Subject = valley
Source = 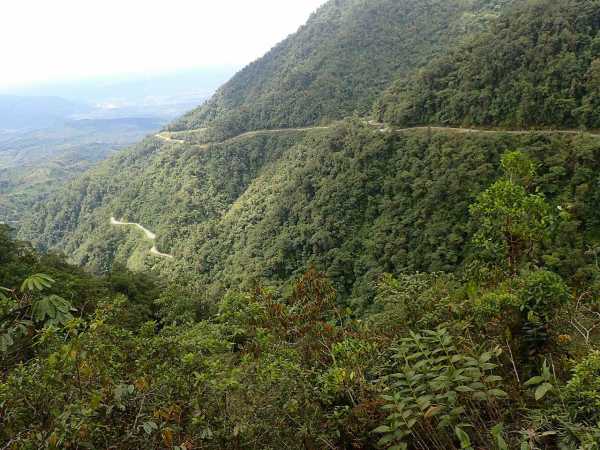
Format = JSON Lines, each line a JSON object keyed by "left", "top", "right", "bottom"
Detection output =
{"left": 0, "top": 117, "right": 164, "bottom": 225}
{"left": 4, "top": 0, "right": 600, "bottom": 449}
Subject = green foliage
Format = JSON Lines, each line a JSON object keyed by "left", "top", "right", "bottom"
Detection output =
{"left": 521, "top": 358, "right": 600, "bottom": 449}
{"left": 501, "top": 150, "right": 536, "bottom": 186}
{"left": 6, "top": 1, "right": 600, "bottom": 447}
{"left": 470, "top": 151, "right": 555, "bottom": 271}
{"left": 1, "top": 208, "right": 600, "bottom": 450}
{"left": 20, "top": 273, "right": 54, "bottom": 292}
{"left": 524, "top": 359, "right": 555, "bottom": 401}
{"left": 564, "top": 351, "right": 600, "bottom": 422}
{"left": 490, "top": 423, "right": 509, "bottom": 450}
{"left": 378, "top": 0, "right": 600, "bottom": 129}
{"left": 518, "top": 270, "right": 570, "bottom": 322}
{"left": 371, "top": 272, "right": 462, "bottom": 333}
{"left": 20, "top": 123, "right": 600, "bottom": 309}
{"left": 470, "top": 269, "right": 570, "bottom": 359}
{"left": 1, "top": 272, "right": 75, "bottom": 355}
{"left": 376, "top": 328, "right": 506, "bottom": 449}
{"left": 170, "top": 0, "right": 507, "bottom": 139}
{"left": 470, "top": 179, "right": 553, "bottom": 269}
{"left": 0, "top": 262, "right": 382, "bottom": 449}
{"left": 472, "top": 290, "right": 520, "bottom": 326}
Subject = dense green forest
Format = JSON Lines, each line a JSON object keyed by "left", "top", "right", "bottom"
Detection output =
{"left": 169, "top": 0, "right": 511, "bottom": 141}
{"left": 0, "top": 118, "right": 163, "bottom": 224}
{"left": 376, "top": 0, "right": 600, "bottom": 129}
{"left": 18, "top": 122, "right": 600, "bottom": 310}
{"left": 6, "top": 145, "right": 600, "bottom": 448}
{"left": 6, "top": 0, "right": 600, "bottom": 448}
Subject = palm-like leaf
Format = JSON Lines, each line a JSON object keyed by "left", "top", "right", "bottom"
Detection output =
{"left": 20, "top": 274, "right": 55, "bottom": 293}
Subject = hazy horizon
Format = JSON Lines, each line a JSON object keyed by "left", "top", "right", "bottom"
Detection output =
{"left": 0, "top": 65, "right": 239, "bottom": 95}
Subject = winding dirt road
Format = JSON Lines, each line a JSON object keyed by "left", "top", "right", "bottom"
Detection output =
{"left": 390, "top": 125, "right": 600, "bottom": 138}
{"left": 110, "top": 217, "right": 173, "bottom": 259}
{"left": 154, "top": 125, "right": 331, "bottom": 147}
{"left": 122, "top": 123, "right": 600, "bottom": 261}
{"left": 155, "top": 122, "right": 600, "bottom": 148}
{"left": 154, "top": 132, "right": 186, "bottom": 144}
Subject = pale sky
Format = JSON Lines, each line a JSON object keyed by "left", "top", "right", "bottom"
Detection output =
{"left": 0, "top": 0, "right": 328, "bottom": 89}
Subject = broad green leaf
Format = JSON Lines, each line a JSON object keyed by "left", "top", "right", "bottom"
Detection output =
{"left": 488, "top": 389, "right": 508, "bottom": 398}
{"left": 456, "top": 385, "right": 475, "bottom": 393}
{"left": 479, "top": 352, "right": 492, "bottom": 363}
{"left": 485, "top": 375, "right": 503, "bottom": 383}
{"left": 534, "top": 382, "right": 553, "bottom": 401}
{"left": 524, "top": 376, "right": 544, "bottom": 386}
{"left": 20, "top": 273, "right": 55, "bottom": 292}
{"left": 455, "top": 426, "right": 473, "bottom": 449}
{"left": 491, "top": 423, "right": 509, "bottom": 450}
{"left": 142, "top": 421, "right": 158, "bottom": 434}
{"left": 378, "top": 434, "right": 396, "bottom": 445}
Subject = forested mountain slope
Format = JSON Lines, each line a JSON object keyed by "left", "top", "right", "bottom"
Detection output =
{"left": 18, "top": 0, "right": 514, "bottom": 281}
{"left": 169, "top": 0, "right": 511, "bottom": 141}
{"left": 19, "top": 121, "right": 600, "bottom": 306}
{"left": 19, "top": 130, "right": 316, "bottom": 272}
{"left": 164, "top": 124, "right": 600, "bottom": 306}
{"left": 19, "top": 0, "right": 600, "bottom": 307}
{"left": 9, "top": 0, "right": 600, "bottom": 448}
{"left": 377, "top": 0, "right": 600, "bottom": 128}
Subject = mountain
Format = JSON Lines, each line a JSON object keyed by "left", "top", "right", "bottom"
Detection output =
{"left": 20, "top": 0, "right": 600, "bottom": 306}
{"left": 376, "top": 0, "right": 600, "bottom": 129}
{"left": 17, "top": 0, "right": 513, "bottom": 290}
{"left": 169, "top": 0, "right": 512, "bottom": 140}
{"left": 7, "top": 0, "right": 600, "bottom": 449}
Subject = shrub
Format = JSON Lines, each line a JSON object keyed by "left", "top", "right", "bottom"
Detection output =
{"left": 564, "top": 351, "right": 600, "bottom": 423}
{"left": 518, "top": 270, "right": 570, "bottom": 322}
{"left": 375, "top": 328, "right": 507, "bottom": 449}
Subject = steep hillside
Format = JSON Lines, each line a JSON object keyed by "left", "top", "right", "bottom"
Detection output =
{"left": 19, "top": 130, "right": 319, "bottom": 272}
{"left": 21, "top": 0, "right": 600, "bottom": 308}
{"left": 19, "top": 0, "right": 515, "bottom": 281}
{"left": 169, "top": 0, "right": 512, "bottom": 141}
{"left": 9, "top": 1, "right": 600, "bottom": 447}
{"left": 20, "top": 120, "right": 600, "bottom": 306}
{"left": 164, "top": 125, "right": 600, "bottom": 305}
{"left": 377, "top": 0, "right": 600, "bottom": 128}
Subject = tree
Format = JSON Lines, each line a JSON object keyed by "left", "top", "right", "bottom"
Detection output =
{"left": 470, "top": 151, "right": 554, "bottom": 272}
